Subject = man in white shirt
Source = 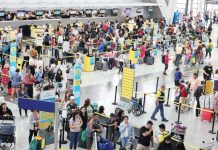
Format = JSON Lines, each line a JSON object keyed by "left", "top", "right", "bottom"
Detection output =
{"left": 35, "top": 34, "right": 43, "bottom": 59}
{"left": 74, "top": 54, "right": 82, "bottom": 66}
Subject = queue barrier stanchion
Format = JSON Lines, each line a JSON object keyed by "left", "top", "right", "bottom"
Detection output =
{"left": 59, "top": 129, "right": 62, "bottom": 149}
{"left": 155, "top": 77, "right": 159, "bottom": 94}
{"left": 61, "top": 118, "right": 68, "bottom": 144}
{"left": 209, "top": 112, "right": 216, "bottom": 134}
{"left": 112, "top": 86, "right": 118, "bottom": 105}
{"left": 196, "top": 69, "right": 199, "bottom": 76}
{"left": 135, "top": 82, "right": 138, "bottom": 98}
{"left": 175, "top": 103, "right": 182, "bottom": 124}
{"left": 142, "top": 93, "right": 146, "bottom": 114}
{"left": 165, "top": 88, "right": 171, "bottom": 107}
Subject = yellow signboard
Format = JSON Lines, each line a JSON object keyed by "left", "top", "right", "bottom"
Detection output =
{"left": 121, "top": 67, "right": 135, "bottom": 101}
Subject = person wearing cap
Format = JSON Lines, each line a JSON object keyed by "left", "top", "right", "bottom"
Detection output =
{"left": 155, "top": 124, "right": 170, "bottom": 144}
{"left": 194, "top": 81, "right": 205, "bottom": 117}
{"left": 151, "top": 85, "right": 168, "bottom": 122}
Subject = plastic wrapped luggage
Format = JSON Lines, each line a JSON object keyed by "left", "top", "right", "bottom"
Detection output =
{"left": 200, "top": 95, "right": 213, "bottom": 122}
{"left": 171, "top": 123, "right": 187, "bottom": 141}
{"left": 201, "top": 109, "right": 213, "bottom": 122}
{"left": 146, "top": 56, "right": 154, "bottom": 65}
{"left": 205, "top": 80, "right": 214, "bottom": 95}
{"left": 34, "top": 136, "right": 46, "bottom": 149}
{"left": 103, "top": 61, "right": 108, "bottom": 71}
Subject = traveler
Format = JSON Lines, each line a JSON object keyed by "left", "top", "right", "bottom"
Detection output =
{"left": 175, "top": 44, "right": 183, "bottom": 67}
{"left": 35, "top": 34, "right": 43, "bottom": 59}
{"left": 98, "top": 106, "right": 105, "bottom": 115}
{"left": 151, "top": 85, "right": 168, "bottom": 122}
{"left": 55, "top": 69, "right": 63, "bottom": 93}
{"left": 136, "top": 120, "right": 153, "bottom": 150}
{"left": 83, "top": 99, "right": 94, "bottom": 119}
{"left": 22, "top": 44, "right": 30, "bottom": 68}
{"left": 0, "top": 103, "right": 13, "bottom": 118}
{"left": 35, "top": 66, "right": 43, "bottom": 85}
{"left": 10, "top": 68, "right": 22, "bottom": 101}
{"left": 156, "top": 124, "right": 170, "bottom": 144}
{"left": 1, "top": 64, "right": 10, "bottom": 93}
{"left": 203, "top": 62, "right": 214, "bottom": 80}
{"left": 188, "top": 73, "right": 201, "bottom": 106}
{"left": 69, "top": 111, "right": 83, "bottom": 150}
{"left": 214, "top": 69, "right": 218, "bottom": 91}
{"left": 30, "top": 45, "right": 38, "bottom": 59}
{"left": 108, "top": 49, "right": 116, "bottom": 70}
{"left": 74, "top": 54, "right": 82, "bottom": 66}
{"left": 205, "top": 39, "right": 213, "bottom": 59}
{"left": 23, "top": 70, "right": 36, "bottom": 98}
{"left": 29, "top": 57, "right": 37, "bottom": 76}
{"left": 157, "top": 135, "right": 174, "bottom": 150}
{"left": 79, "top": 106, "right": 88, "bottom": 130}
{"left": 118, "top": 52, "right": 126, "bottom": 74}
{"left": 28, "top": 110, "right": 40, "bottom": 143}
{"left": 86, "top": 113, "right": 101, "bottom": 150}
{"left": 119, "top": 116, "right": 135, "bottom": 149}
{"left": 174, "top": 67, "right": 186, "bottom": 93}
{"left": 179, "top": 80, "right": 189, "bottom": 112}
{"left": 18, "top": 83, "right": 28, "bottom": 117}
{"left": 194, "top": 81, "right": 205, "bottom": 117}
{"left": 163, "top": 50, "right": 170, "bottom": 75}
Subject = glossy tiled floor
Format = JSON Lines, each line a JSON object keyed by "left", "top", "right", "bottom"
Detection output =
{"left": 1, "top": 25, "right": 218, "bottom": 150}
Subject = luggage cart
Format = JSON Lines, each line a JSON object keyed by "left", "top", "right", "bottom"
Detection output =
{"left": 170, "top": 123, "right": 187, "bottom": 142}
{"left": 0, "top": 117, "right": 16, "bottom": 149}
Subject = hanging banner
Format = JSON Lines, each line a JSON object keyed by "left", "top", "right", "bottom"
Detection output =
{"left": 73, "top": 65, "right": 82, "bottom": 106}
{"left": 39, "top": 89, "right": 55, "bottom": 145}
{"left": 9, "top": 42, "right": 17, "bottom": 77}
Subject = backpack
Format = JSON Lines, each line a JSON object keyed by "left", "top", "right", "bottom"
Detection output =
{"left": 161, "top": 55, "right": 165, "bottom": 64}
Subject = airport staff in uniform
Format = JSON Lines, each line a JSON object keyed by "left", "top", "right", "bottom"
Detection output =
{"left": 151, "top": 85, "right": 168, "bottom": 122}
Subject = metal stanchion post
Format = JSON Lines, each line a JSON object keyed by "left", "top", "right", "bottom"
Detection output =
{"left": 142, "top": 93, "right": 146, "bottom": 114}
{"left": 155, "top": 77, "right": 159, "bottom": 94}
{"left": 59, "top": 129, "right": 62, "bottom": 149}
{"left": 209, "top": 112, "right": 216, "bottom": 134}
{"left": 61, "top": 118, "right": 68, "bottom": 144}
{"left": 112, "top": 86, "right": 118, "bottom": 105}
{"left": 175, "top": 103, "right": 182, "bottom": 124}
{"left": 165, "top": 88, "right": 171, "bottom": 107}
{"left": 135, "top": 82, "right": 138, "bottom": 98}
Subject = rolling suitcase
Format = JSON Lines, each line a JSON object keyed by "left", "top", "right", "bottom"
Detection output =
{"left": 34, "top": 136, "right": 46, "bottom": 149}
{"left": 103, "top": 61, "right": 108, "bottom": 71}
{"left": 201, "top": 96, "right": 213, "bottom": 122}
{"left": 205, "top": 80, "right": 213, "bottom": 95}
{"left": 96, "top": 61, "right": 103, "bottom": 70}
{"left": 29, "top": 139, "right": 40, "bottom": 150}
{"left": 146, "top": 56, "right": 154, "bottom": 65}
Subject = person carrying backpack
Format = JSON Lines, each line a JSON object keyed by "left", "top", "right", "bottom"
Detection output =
{"left": 10, "top": 68, "right": 22, "bottom": 101}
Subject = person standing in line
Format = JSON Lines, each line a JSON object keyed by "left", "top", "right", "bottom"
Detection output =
{"left": 118, "top": 52, "right": 126, "bottom": 74}
{"left": 175, "top": 45, "right": 183, "bottom": 67}
{"left": 35, "top": 34, "right": 43, "bottom": 59}
{"left": 163, "top": 50, "right": 170, "bottom": 75}
{"left": 155, "top": 124, "right": 170, "bottom": 144}
{"left": 74, "top": 54, "right": 82, "bottom": 66}
{"left": 194, "top": 81, "right": 205, "bottom": 117}
{"left": 174, "top": 67, "right": 187, "bottom": 94}
{"left": 22, "top": 44, "right": 30, "bottom": 68}
{"left": 108, "top": 49, "right": 115, "bottom": 70}
{"left": 136, "top": 121, "right": 153, "bottom": 150}
{"left": 151, "top": 85, "right": 168, "bottom": 122}
{"left": 205, "top": 39, "right": 213, "bottom": 59}
{"left": 23, "top": 70, "right": 36, "bottom": 99}
{"left": 10, "top": 68, "right": 22, "bottom": 101}
{"left": 188, "top": 73, "right": 201, "bottom": 106}
{"left": 18, "top": 83, "right": 28, "bottom": 117}
{"left": 119, "top": 116, "right": 135, "bottom": 149}
{"left": 214, "top": 69, "right": 218, "bottom": 91}
{"left": 28, "top": 110, "right": 40, "bottom": 143}
{"left": 69, "top": 111, "right": 83, "bottom": 150}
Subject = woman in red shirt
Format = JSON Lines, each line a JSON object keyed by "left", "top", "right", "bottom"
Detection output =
{"left": 139, "top": 42, "right": 146, "bottom": 63}
{"left": 179, "top": 80, "right": 189, "bottom": 111}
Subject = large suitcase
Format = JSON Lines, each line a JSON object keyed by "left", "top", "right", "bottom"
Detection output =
{"left": 146, "top": 56, "right": 154, "bottom": 65}
{"left": 96, "top": 61, "right": 103, "bottom": 70}
{"left": 34, "top": 136, "right": 46, "bottom": 149}
{"left": 29, "top": 139, "right": 40, "bottom": 150}
{"left": 201, "top": 109, "right": 213, "bottom": 122}
{"left": 98, "top": 138, "right": 114, "bottom": 150}
{"left": 205, "top": 80, "right": 214, "bottom": 95}
{"left": 103, "top": 61, "right": 108, "bottom": 71}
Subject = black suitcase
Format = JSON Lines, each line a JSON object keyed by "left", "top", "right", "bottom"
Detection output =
{"left": 146, "top": 56, "right": 154, "bottom": 65}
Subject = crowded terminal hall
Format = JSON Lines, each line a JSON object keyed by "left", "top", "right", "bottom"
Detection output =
{"left": 0, "top": 0, "right": 218, "bottom": 150}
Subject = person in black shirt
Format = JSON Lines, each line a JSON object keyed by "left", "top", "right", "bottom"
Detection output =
{"left": 0, "top": 103, "right": 13, "bottom": 119}
{"left": 157, "top": 135, "right": 174, "bottom": 150}
{"left": 203, "top": 62, "right": 214, "bottom": 80}
{"left": 194, "top": 81, "right": 205, "bottom": 117}
{"left": 136, "top": 121, "right": 153, "bottom": 150}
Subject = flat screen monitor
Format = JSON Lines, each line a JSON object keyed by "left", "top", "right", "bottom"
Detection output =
{"left": 36, "top": 10, "right": 44, "bottom": 16}
{"left": 17, "top": 10, "right": 25, "bottom": 18}
{"left": 70, "top": 10, "right": 77, "bottom": 15}
{"left": 0, "top": 11, "right": 5, "bottom": 17}
{"left": 92, "top": 9, "right": 97, "bottom": 14}
{"left": 54, "top": 9, "right": 61, "bottom": 16}
{"left": 100, "top": 9, "right": 106, "bottom": 14}
{"left": 113, "top": 9, "right": 119, "bottom": 14}
{"left": 86, "top": 10, "right": 92, "bottom": 14}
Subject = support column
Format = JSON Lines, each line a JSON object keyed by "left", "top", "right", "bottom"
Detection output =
{"left": 185, "top": 0, "right": 189, "bottom": 15}
{"left": 190, "top": 0, "right": 194, "bottom": 13}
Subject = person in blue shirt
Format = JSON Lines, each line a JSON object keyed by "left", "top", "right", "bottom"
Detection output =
{"left": 35, "top": 66, "right": 43, "bottom": 85}
{"left": 174, "top": 67, "right": 186, "bottom": 93}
